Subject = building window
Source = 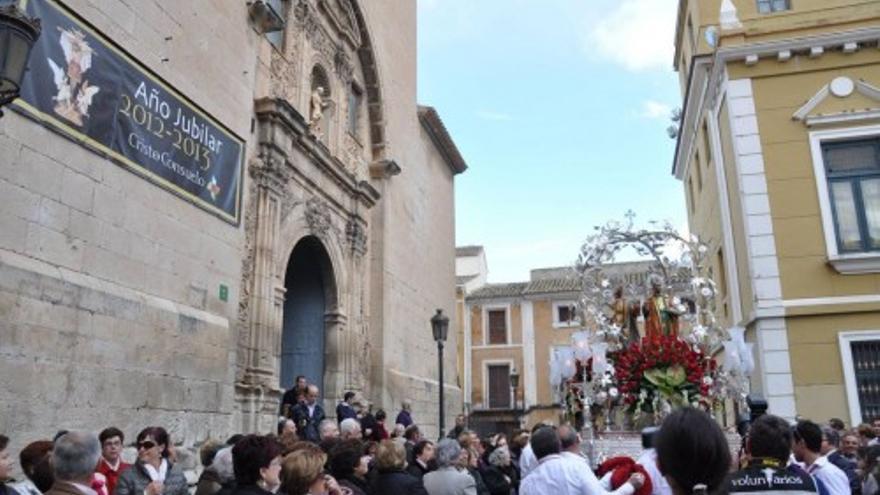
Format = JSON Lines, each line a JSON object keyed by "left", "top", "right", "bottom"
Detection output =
{"left": 265, "top": 0, "right": 287, "bottom": 49}
{"left": 487, "top": 309, "right": 508, "bottom": 344}
{"left": 347, "top": 83, "right": 362, "bottom": 137}
{"left": 553, "top": 302, "right": 578, "bottom": 328}
{"left": 850, "top": 340, "right": 880, "bottom": 421}
{"left": 487, "top": 363, "right": 511, "bottom": 409}
{"left": 757, "top": 0, "right": 790, "bottom": 13}
{"left": 821, "top": 138, "right": 880, "bottom": 253}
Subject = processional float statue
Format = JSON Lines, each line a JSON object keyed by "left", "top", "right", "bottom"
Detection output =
{"left": 549, "top": 213, "right": 754, "bottom": 464}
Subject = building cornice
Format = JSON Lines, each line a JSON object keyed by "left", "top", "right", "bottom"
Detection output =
{"left": 418, "top": 105, "right": 468, "bottom": 175}
{"left": 672, "top": 26, "right": 880, "bottom": 179}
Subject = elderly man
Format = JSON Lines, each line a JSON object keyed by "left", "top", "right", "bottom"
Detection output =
{"left": 319, "top": 419, "right": 339, "bottom": 442}
{"left": 339, "top": 418, "right": 362, "bottom": 441}
{"left": 423, "top": 439, "right": 475, "bottom": 495}
{"left": 44, "top": 432, "right": 101, "bottom": 495}
{"left": 292, "top": 385, "right": 326, "bottom": 442}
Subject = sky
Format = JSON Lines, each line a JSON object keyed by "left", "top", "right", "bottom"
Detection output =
{"left": 416, "top": 0, "right": 688, "bottom": 283}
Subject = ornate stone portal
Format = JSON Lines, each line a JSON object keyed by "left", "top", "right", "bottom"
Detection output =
{"left": 235, "top": 0, "right": 384, "bottom": 433}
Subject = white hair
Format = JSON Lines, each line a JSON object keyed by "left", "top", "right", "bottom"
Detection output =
{"left": 340, "top": 418, "right": 361, "bottom": 436}
{"left": 53, "top": 432, "right": 101, "bottom": 481}
{"left": 211, "top": 447, "right": 235, "bottom": 483}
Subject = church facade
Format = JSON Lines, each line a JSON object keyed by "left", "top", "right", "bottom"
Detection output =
{"left": 0, "top": 0, "right": 465, "bottom": 447}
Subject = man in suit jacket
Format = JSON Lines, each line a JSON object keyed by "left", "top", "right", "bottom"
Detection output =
{"left": 292, "top": 385, "right": 326, "bottom": 442}
{"left": 44, "top": 432, "right": 101, "bottom": 495}
{"left": 336, "top": 391, "right": 357, "bottom": 424}
{"left": 406, "top": 440, "right": 435, "bottom": 481}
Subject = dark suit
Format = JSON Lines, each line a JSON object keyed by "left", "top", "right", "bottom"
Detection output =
{"left": 406, "top": 460, "right": 431, "bottom": 481}
{"left": 336, "top": 402, "right": 357, "bottom": 423}
{"left": 828, "top": 450, "right": 861, "bottom": 495}
{"left": 279, "top": 388, "right": 302, "bottom": 418}
{"left": 292, "top": 401, "right": 325, "bottom": 442}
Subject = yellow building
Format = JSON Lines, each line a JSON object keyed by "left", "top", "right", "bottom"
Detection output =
{"left": 673, "top": 0, "right": 880, "bottom": 424}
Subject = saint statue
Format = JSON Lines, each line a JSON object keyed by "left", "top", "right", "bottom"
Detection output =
{"left": 609, "top": 286, "right": 639, "bottom": 346}
{"left": 642, "top": 276, "right": 683, "bottom": 339}
{"left": 309, "top": 86, "right": 329, "bottom": 137}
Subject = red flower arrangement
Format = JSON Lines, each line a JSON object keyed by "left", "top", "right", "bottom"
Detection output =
{"left": 612, "top": 334, "right": 717, "bottom": 413}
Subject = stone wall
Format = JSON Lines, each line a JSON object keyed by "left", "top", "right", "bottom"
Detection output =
{"left": 0, "top": 0, "right": 463, "bottom": 453}
{"left": 361, "top": 0, "right": 463, "bottom": 437}
{"left": 0, "top": 0, "right": 258, "bottom": 454}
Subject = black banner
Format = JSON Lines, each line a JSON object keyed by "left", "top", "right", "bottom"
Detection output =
{"left": 13, "top": 0, "right": 244, "bottom": 224}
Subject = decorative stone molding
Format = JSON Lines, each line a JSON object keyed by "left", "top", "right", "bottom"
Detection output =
{"left": 305, "top": 196, "right": 334, "bottom": 238}
{"left": 334, "top": 46, "right": 354, "bottom": 83}
{"left": 369, "top": 159, "right": 401, "bottom": 180}
{"left": 792, "top": 77, "right": 880, "bottom": 126}
{"left": 346, "top": 216, "right": 367, "bottom": 256}
{"left": 719, "top": 0, "right": 742, "bottom": 31}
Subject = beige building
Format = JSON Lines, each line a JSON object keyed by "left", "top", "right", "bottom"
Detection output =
{"left": 0, "top": 0, "right": 465, "bottom": 448}
{"left": 459, "top": 260, "right": 672, "bottom": 434}
{"left": 673, "top": 0, "right": 880, "bottom": 423}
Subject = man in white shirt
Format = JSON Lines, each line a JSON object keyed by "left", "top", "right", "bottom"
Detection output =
{"left": 792, "top": 420, "right": 850, "bottom": 494}
{"left": 520, "top": 423, "right": 549, "bottom": 479}
{"left": 557, "top": 425, "right": 644, "bottom": 495}
{"left": 636, "top": 427, "right": 672, "bottom": 495}
{"left": 521, "top": 426, "right": 643, "bottom": 495}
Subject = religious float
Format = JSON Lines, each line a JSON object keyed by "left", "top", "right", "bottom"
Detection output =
{"left": 549, "top": 213, "right": 751, "bottom": 465}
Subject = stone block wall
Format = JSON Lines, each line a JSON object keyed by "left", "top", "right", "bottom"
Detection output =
{"left": 0, "top": 0, "right": 258, "bottom": 457}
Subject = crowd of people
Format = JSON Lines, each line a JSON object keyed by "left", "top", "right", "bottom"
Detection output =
{"left": 4, "top": 377, "right": 880, "bottom": 495}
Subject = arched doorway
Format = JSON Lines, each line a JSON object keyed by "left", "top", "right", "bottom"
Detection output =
{"left": 280, "top": 236, "right": 336, "bottom": 391}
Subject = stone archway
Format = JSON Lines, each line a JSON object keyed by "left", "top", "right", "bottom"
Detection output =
{"left": 280, "top": 236, "right": 338, "bottom": 391}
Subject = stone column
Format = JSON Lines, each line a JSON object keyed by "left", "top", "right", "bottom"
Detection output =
{"left": 236, "top": 152, "right": 289, "bottom": 432}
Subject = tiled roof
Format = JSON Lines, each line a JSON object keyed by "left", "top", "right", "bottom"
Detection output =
{"left": 456, "top": 245, "right": 484, "bottom": 257}
{"left": 466, "top": 278, "right": 583, "bottom": 300}
{"left": 418, "top": 106, "right": 468, "bottom": 175}
{"left": 456, "top": 274, "right": 478, "bottom": 285}
{"left": 467, "top": 282, "right": 528, "bottom": 300}
{"left": 524, "top": 277, "right": 582, "bottom": 294}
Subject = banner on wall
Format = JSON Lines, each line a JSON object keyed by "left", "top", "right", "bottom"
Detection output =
{"left": 13, "top": 0, "right": 244, "bottom": 224}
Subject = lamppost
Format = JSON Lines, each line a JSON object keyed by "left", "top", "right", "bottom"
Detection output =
{"left": 431, "top": 308, "right": 449, "bottom": 440}
{"left": 0, "top": 3, "right": 41, "bottom": 116}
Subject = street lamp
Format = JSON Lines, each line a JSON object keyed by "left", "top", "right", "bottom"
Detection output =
{"left": 509, "top": 367, "right": 520, "bottom": 411}
{"left": 0, "top": 3, "right": 41, "bottom": 116}
{"left": 431, "top": 308, "right": 449, "bottom": 439}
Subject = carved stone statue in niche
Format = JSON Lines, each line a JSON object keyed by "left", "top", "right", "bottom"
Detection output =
{"left": 309, "top": 86, "right": 330, "bottom": 137}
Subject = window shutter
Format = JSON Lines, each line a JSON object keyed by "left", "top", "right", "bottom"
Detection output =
{"left": 488, "top": 310, "right": 507, "bottom": 344}
{"left": 488, "top": 364, "right": 511, "bottom": 409}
